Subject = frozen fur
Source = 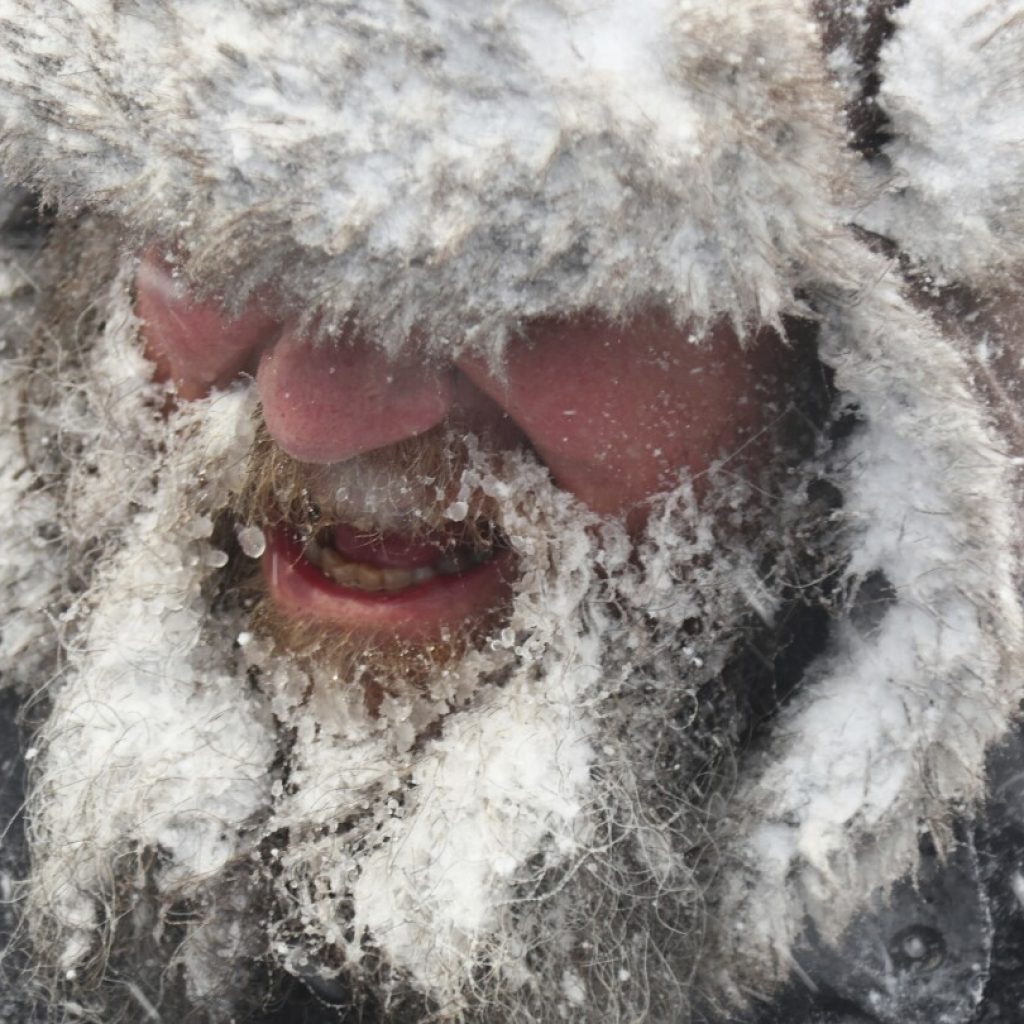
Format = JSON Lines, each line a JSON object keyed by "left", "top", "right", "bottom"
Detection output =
{"left": 0, "top": 0, "right": 1023, "bottom": 1019}
{"left": 863, "top": 0, "right": 1024, "bottom": 285}
{"left": 719, "top": 250, "right": 1024, "bottom": 999}
{"left": 0, "top": 0, "right": 855, "bottom": 351}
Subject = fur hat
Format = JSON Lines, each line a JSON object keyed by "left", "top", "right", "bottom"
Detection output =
{"left": 0, "top": 0, "right": 859, "bottom": 351}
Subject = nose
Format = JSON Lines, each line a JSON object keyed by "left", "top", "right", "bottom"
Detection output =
{"left": 136, "top": 252, "right": 512, "bottom": 465}
{"left": 257, "top": 328, "right": 459, "bottom": 464}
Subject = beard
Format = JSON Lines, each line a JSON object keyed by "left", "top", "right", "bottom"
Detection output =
{"left": 11, "top": 229, "right": 834, "bottom": 1024}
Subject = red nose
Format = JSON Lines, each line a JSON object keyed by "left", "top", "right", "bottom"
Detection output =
{"left": 256, "top": 329, "right": 457, "bottom": 464}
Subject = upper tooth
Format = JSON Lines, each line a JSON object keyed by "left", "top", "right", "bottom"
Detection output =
{"left": 317, "top": 547, "right": 437, "bottom": 591}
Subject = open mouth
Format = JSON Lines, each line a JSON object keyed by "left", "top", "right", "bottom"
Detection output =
{"left": 262, "top": 518, "right": 516, "bottom": 640}
{"left": 305, "top": 521, "right": 504, "bottom": 592}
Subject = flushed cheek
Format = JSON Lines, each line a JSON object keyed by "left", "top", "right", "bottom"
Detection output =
{"left": 135, "top": 251, "right": 279, "bottom": 400}
{"left": 457, "top": 317, "right": 784, "bottom": 516}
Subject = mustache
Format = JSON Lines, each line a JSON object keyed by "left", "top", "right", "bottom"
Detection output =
{"left": 234, "top": 416, "right": 508, "bottom": 548}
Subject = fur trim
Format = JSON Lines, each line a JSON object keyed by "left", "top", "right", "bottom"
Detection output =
{"left": 862, "top": 0, "right": 1024, "bottom": 285}
{"left": 0, "top": 0, "right": 854, "bottom": 352}
{"left": 718, "top": 248, "right": 1024, "bottom": 998}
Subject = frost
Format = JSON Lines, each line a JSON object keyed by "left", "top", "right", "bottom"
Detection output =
{"left": 205, "top": 548, "right": 229, "bottom": 568}
{"left": 1011, "top": 872, "right": 1024, "bottom": 912}
{"left": 236, "top": 524, "right": 266, "bottom": 558}
{"left": 561, "top": 970, "right": 586, "bottom": 1006}
{"left": 0, "top": 0, "right": 852, "bottom": 351}
{"left": 863, "top": 0, "right": 1024, "bottom": 280}
{"left": 444, "top": 499, "right": 469, "bottom": 522}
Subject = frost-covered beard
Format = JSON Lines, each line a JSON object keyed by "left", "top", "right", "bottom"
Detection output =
{"left": 17, "top": 249, "right": 826, "bottom": 1024}
{"left": 225, "top": 423, "right": 817, "bottom": 1024}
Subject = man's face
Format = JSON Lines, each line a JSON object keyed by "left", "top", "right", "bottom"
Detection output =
{"left": 136, "top": 250, "right": 800, "bottom": 657}
{"left": 22, "top": 233, "right": 824, "bottom": 1024}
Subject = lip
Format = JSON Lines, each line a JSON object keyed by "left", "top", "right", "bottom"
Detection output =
{"left": 262, "top": 526, "right": 516, "bottom": 641}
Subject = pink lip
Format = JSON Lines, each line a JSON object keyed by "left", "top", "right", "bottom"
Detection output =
{"left": 263, "top": 527, "right": 515, "bottom": 641}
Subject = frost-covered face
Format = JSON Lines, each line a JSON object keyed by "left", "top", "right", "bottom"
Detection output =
{"left": 136, "top": 251, "right": 803, "bottom": 664}
{"left": 21, "top": 234, "right": 826, "bottom": 1024}
{"left": 8, "top": 0, "right": 1024, "bottom": 1019}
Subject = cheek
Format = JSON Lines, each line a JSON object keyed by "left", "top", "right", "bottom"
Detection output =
{"left": 458, "top": 318, "right": 788, "bottom": 516}
{"left": 135, "top": 251, "right": 278, "bottom": 400}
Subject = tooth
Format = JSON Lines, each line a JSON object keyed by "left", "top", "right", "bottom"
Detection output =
{"left": 305, "top": 540, "right": 324, "bottom": 569}
{"left": 304, "top": 524, "right": 498, "bottom": 592}
{"left": 314, "top": 553, "right": 440, "bottom": 592}
{"left": 337, "top": 565, "right": 362, "bottom": 588}
{"left": 355, "top": 564, "right": 386, "bottom": 591}
{"left": 381, "top": 568, "right": 412, "bottom": 591}
{"left": 319, "top": 550, "right": 361, "bottom": 588}
{"left": 319, "top": 547, "right": 346, "bottom": 573}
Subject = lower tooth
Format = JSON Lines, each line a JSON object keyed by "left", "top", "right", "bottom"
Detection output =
{"left": 378, "top": 567, "right": 418, "bottom": 591}
{"left": 355, "top": 564, "right": 386, "bottom": 591}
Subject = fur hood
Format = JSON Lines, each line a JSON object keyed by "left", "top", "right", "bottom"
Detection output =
{"left": 1, "top": 1, "right": 1023, "bottom": 1021}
